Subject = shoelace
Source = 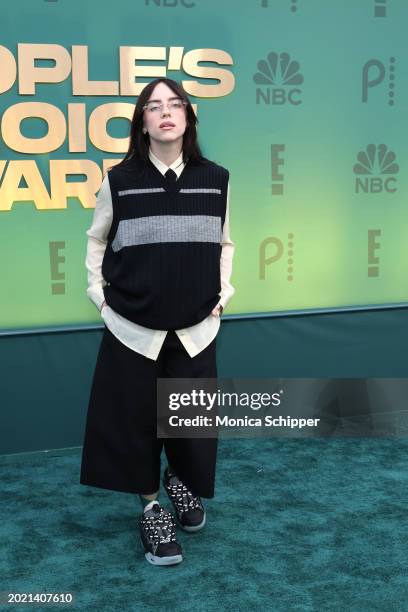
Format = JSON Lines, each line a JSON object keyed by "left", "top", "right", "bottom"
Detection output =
{"left": 166, "top": 481, "right": 203, "bottom": 515}
{"left": 140, "top": 505, "right": 178, "bottom": 547}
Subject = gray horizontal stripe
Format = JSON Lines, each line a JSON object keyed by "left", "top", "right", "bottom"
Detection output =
{"left": 118, "top": 187, "right": 221, "bottom": 196}
{"left": 118, "top": 188, "right": 165, "bottom": 196}
{"left": 179, "top": 188, "right": 221, "bottom": 194}
{"left": 112, "top": 215, "right": 222, "bottom": 252}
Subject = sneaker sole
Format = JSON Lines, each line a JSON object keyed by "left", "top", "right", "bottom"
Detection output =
{"left": 140, "top": 537, "right": 183, "bottom": 566}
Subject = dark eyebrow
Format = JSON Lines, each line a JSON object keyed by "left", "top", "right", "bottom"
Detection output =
{"left": 146, "top": 96, "right": 182, "bottom": 103}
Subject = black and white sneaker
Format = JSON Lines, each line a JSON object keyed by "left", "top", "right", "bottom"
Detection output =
{"left": 139, "top": 500, "right": 183, "bottom": 566}
{"left": 163, "top": 467, "right": 206, "bottom": 533}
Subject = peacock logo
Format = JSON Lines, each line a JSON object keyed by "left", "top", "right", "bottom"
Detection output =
{"left": 353, "top": 144, "right": 398, "bottom": 193}
{"left": 253, "top": 52, "right": 303, "bottom": 105}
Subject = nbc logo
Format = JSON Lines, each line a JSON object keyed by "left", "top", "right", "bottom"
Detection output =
{"left": 253, "top": 52, "right": 303, "bottom": 105}
{"left": 353, "top": 144, "right": 398, "bottom": 193}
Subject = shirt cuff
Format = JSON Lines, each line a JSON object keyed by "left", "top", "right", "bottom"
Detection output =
{"left": 218, "top": 289, "right": 235, "bottom": 312}
{"left": 87, "top": 285, "right": 106, "bottom": 312}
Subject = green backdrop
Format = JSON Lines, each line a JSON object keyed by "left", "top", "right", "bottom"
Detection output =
{"left": 0, "top": 0, "right": 407, "bottom": 331}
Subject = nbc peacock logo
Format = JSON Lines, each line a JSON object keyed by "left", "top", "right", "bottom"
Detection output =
{"left": 353, "top": 144, "right": 398, "bottom": 193}
{"left": 253, "top": 52, "right": 303, "bottom": 105}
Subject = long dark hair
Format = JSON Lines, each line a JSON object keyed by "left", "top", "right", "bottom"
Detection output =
{"left": 107, "top": 77, "right": 211, "bottom": 173}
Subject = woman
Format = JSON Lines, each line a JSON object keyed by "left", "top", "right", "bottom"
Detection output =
{"left": 80, "top": 77, "right": 235, "bottom": 566}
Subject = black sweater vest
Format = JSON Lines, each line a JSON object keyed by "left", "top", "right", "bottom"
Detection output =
{"left": 102, "top": 157, "right": 229, "bottom": 330}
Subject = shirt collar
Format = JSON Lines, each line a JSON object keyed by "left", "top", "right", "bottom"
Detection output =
{"left": 148, "top": 147, "right": 185, "bottom": 179}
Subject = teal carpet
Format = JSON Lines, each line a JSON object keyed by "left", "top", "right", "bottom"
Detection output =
{"left": 1, "top": 438, "right": 408, "bottom": 611}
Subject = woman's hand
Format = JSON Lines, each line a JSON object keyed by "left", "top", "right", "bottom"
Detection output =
{"left": 211, "top": 303, "right": 223, "bottom": 317}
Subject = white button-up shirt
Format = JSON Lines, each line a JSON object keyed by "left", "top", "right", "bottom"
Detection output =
{"left": 85, "top": 147, "right": 235, "bottom": 360}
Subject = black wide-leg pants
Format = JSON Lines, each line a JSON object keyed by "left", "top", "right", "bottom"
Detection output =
{"left": 80, "top": 324, "right": 218, "bottom": 498}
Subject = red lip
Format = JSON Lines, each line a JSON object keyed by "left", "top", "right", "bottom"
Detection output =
{"left": 159, "top": 122, "right": 175, "bottom": 128}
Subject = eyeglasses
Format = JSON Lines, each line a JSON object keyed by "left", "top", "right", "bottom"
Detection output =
{"left": 142, "top": 99, "right": 187, "bottom": 114}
